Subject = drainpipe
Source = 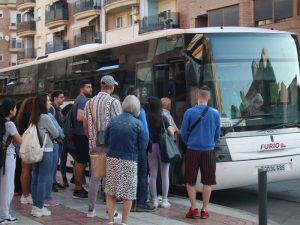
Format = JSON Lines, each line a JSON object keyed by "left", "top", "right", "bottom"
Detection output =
{"left": 101, "top": 0, "right": 105, "bottom": 44}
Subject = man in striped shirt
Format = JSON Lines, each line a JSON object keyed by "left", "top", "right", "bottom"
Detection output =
{"left": 83, "top": 75, "right": 122, "bottom": 218}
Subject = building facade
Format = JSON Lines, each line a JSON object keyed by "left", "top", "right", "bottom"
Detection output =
{"left": 0, "top": 0, "right": 22, "bottom": 68}
{"left": 0, "top": 0, "right": 299, "bottom": 69}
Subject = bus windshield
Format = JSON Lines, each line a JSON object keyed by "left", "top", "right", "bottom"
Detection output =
{"left": 206, "top": 33, "right": 300, "bottom": 130}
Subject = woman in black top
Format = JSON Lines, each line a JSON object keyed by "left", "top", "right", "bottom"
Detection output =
{"left": 147, "top": 97, "right": 174, "bottom": 208}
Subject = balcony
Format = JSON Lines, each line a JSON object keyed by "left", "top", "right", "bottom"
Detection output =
{"left": 17, "top": 21, "right": 36, "bottom": 37}
{"left": 46, "top": 3, "right": 68, "bottom": 29}
{"left": 17, "top": 48, "right": 36, "bottom": 64}
{"left": 74, "top": 31, "right": 101, "bottom": 46}
{"left": 16, "top": 0, "right": 35, "bottom": 12}
{"left": 139, "top": 12, "right": 179, "bottom": 34}
{"left": 9, "top": 39, "right": 23, "bottom": 52}
{"left": 73, "top": 0, "right": 101, "bottom": 20}
{"left": 104, "top": 0, "right": 139, "bottom": 13}
{"left": 46, "top": 40, "right": 69, "bottom": 54}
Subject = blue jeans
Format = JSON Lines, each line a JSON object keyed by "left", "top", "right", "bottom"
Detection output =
{"left": 31, "top": 151, "right": 53, "bottom": 208}
{"left": 44, "top": 144, "right": 59, "bottom": 200}
{"left": 52, "top": 143, "right": 62, "bottom": 183}
{"left": 137, "top": 149, "right": 148, "bottom": 205}
{"left": 60, "top": 141, "right": 76, "bottom": 180}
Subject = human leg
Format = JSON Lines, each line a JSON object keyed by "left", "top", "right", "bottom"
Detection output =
{"left": 0, "top": 154, "right": 16, "bottom": 218}
{"left": 35, "top": 152, "right": 53, "bottom": 209}
{"left": 20, "top": 162, "right": 32, "bottom": 197}
{"left": 148, "top": 144, "right": 159, "bottom": 205}
{"left": 121, "top": 200, "right": 132, "bottom": 224}
{"left": 106, "top": 194, "right": 116, "bottom": 223}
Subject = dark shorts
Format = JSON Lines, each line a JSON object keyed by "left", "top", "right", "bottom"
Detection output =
{"left": 185, "top": 149, "right": 216, "bottom": 186}
{"left": 72, "top": 134, "right": 90, "bottom": 164}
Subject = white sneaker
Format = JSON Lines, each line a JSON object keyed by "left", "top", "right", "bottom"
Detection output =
{"left": 86, "top": 209, "right": 96, "bottom": 218}
{"left": 1, "top": 216, "right": 18, "bottom": 224}
{"left": 31, "top": 207, "right": 51, "bottom": 217}
{"left": 20, "top": 195, "right": 33, "bottom": 204}
{"left": 152, "top": 198, "right": 159, "bottom": 208}
{"left": 159, "top": 200, "right": 171, "bottom": 208}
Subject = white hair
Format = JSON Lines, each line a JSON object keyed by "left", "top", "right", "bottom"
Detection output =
{"left": 122, "top": 95, "right": 140, "bottom": 117}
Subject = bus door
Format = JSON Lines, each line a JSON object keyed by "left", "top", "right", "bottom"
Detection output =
{"left": 153, "top": 59, "right": 187, "bottom": 185}
{"left": 136, "top": 61, "right": 154, "bottom": 103}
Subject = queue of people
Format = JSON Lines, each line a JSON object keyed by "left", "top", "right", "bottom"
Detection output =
{"left": 0, "top": 74, "right": 221, "bottom": 225}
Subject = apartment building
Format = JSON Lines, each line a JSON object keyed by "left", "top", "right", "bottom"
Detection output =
{"left": 179, "top": 0, "right": 300, "bottom": 40}
{"left": 0, "top": 0, "right": 22, "bottom": 68}
{"left": 1, "top": 0, "right": 297, "bottom": 68}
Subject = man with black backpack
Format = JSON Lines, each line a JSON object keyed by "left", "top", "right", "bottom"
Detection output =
{"left": 181, "top": 85, "right": 220, "bottom": 220}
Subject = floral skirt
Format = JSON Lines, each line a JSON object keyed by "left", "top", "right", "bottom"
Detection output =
{"left": 105, "top": 157, "right": 137, "bottom": 200}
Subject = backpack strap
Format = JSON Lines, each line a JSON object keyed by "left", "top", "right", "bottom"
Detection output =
{"left": 2, "top": 135, "right": 13, "bottom": 175}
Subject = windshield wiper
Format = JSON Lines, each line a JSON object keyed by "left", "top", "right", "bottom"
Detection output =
{"left": 259, "top": 122, "right": 300, "bottom": 131}
{"left": 222, "top": 113, "right": 273, "bottom": 136}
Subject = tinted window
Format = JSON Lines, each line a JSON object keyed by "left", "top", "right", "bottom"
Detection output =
{"left": 274, "top": 0, "right": 293, "bottom": 21}
{"left": 254, "top": 0, "right": 272, "bottom": 22}
{"left": 208, "top": 5, "right": 239, "bottom": 26}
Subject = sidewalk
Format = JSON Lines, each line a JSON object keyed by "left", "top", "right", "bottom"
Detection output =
{"left": 10, "top": 186, "right": 260, "bottom": 225}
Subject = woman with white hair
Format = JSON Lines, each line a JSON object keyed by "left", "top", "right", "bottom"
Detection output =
{"left": 105, "top": 95, "right": 146, "bottom": 225}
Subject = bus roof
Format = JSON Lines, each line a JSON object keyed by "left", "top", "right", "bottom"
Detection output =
{"left": 0, "top": 26, "right": 293, "bottom": 73}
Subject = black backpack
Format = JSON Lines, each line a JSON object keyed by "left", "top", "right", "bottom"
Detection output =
{"left": 0, "top": 121, "right": 13, "bottom": 175}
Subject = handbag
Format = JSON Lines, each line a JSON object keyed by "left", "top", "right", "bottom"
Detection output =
{"left": 159, "top": 118, "right": 182, "bottom": 163}
{"left": 89, "top": 100, "right": 106, "bottom": 147}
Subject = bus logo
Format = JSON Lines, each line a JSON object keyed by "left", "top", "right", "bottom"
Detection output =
{"left": 260, "top": 143, "right": 286, "bottom": 151}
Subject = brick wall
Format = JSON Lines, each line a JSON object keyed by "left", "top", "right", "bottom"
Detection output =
{"left": 0, "top": 6, "right": 12, "bottom": 69}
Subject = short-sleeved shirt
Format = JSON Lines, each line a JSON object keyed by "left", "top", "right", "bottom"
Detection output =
{"left": 83, "top": 92, "right": 122, "bottom": 149}
{"left": 3, "top": 121, "right": 18, "bottom": 155}
{"left": 73, "top": 95, "right": 88, "bottom": 135}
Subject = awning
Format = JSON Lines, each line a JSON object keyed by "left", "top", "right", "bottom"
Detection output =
{"left": 70, "top": 16, "right": 97, "bottom": 30}
{"left": 49, "top": 25, "right": 66, "bottom": 33}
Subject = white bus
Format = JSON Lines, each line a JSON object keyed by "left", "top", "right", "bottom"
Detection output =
{"left": 1, "top": 27, "right": 300, "bottom": 191}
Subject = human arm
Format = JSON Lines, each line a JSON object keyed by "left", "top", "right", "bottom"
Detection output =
{"left": 163, "top": 116, "right": 174, "bottom": 136}
{"left": 7, "top": 121, "right": 22, "bottom": 144}
{"left": 214, "top": 113, "right": 221, "bottom": 143}
{"left": 83, "top": 103, "right": 89, "bottom": 138}
{"left": 41, "top": 114, "right": 59, "bottom": 139}
{"left": 110, "top": 99, "right": 122, "bottom": 117}
{"left": 138, "top": 108, "right": 149, "bottom": 147}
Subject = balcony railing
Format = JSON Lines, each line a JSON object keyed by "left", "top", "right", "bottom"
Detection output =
{"left": 17, "top": 0, "right": 35, "bottom": 5}
{"left": 46, "top": 3, "right": 68, "bottom": 24}
{"left": 139, "top": 12, "right": 179, "bottom": 34}
{"left": 46, "top": 40, "right": 69, "bottom": 54}
{"left": 17, "top": 48, "right": 36, "bottom": 60}
{"left": 17, "top": 21, "right": 36, "bottom": 34}
{"left": 74, "top": 32, "right": 101, "bottom": 46}
{"left": 10, "top": 39, "right": 23, "bottom": 49}
{"left": 74, "top": 0, "right": 101, "bottom": 14}
{"left": 104, "top": 0, "right": 121, "bottom": 5}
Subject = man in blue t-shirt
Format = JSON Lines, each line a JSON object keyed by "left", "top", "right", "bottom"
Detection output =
{"left": 181, "top": 85, "right": 220, "bottom": 220}
{"left": 72, "top": 80, "right": 92, "bottom": 199}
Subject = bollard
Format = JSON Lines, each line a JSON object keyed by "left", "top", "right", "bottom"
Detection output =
{"left": 258, "top": 168, "right": 268, "bottom": 225}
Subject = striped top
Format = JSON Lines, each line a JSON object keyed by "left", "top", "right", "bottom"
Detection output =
{"left": 83, "top": 92, "right": 122, "bottom": 149}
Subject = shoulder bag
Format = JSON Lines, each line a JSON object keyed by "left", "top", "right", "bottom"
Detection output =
{"left": 159, "top": 118, "right": 182, "bottom": 163}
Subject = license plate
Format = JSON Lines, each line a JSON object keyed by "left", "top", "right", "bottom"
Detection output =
{"left": 259, "top": 164, "right": 286, "bottom": 173}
